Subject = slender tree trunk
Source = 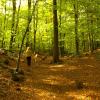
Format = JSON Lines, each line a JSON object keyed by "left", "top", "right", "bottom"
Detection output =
{"left": 74, "top": 0, "right": 79, "bottom": 55}
{"left": 16, "top": 22, "right": 31, "bottom": 72}
{"left": 53, "top": 0, "right": 59, "bottom": 63}
{"left": 2, "top": 1, "right": 7, "bottom": 48}
{"left": 86, "top": 9, "right": 94, "bottom": 53}
{"left": 33, "top": 1, "right": 38, "bottom": 51}
{"left": 15, "top": 0, "right": 21, "bottom": 37}
{"left": 86, "top": 10, "right": 91, "bottom": 52}
{"left": 16, "top": 0, "right": 38, "bottom": 72}
{"left": 90, "top": 15, "right": 94, "bottom": 52}
{"left": 9, "top": 0, "right": 16, "bottom": 51}
{"left": 95, "top": 16, "right": 99, "bottom": 49}
{"left": 26, "top": 0, "right": 31, "bottom": 47}
{"left": 81, "top": 32, "right": 84, "bottom": 51}
{"left": 59, "top": 0, "right": 62, "bottom": 56}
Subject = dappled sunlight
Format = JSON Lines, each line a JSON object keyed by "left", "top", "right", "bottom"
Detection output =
{"left": 66, "top": 65, "right": 81, "bottom": 71}
{"left": 26, "top": 78, "right": 33, "bottom": 84}
{"left": 90, "top": 57, "right": 95, "bottom": 60}
{"left": 49, "top": 64, "right": 79, "bottom": 72}
{"left": 68, "top": 94, "right": 86, "bottom": 100}
{"left": 41, "top": 75, "right": 75, "bottom": 85}
{"left": 50, "top": 64, "right": 65, "bottom": 68}
{"left": 96, "top": 49, "right": 100, "bottom": 52}
{"left": 21, "top": 86, "right": 34, "bottom": 94}
{"left": 42, "top": 75, "right": 59, "bottom": 85}
{"left": 34, "top": 88, "right": 56, "bottom": 99}
{"left": 0, "top": 49, "right": 100, "bottom": 99}
{"left": 87, "top": 65, "right": 95, "bottom": 68}
{"left": 67, "top": 90, "right": 100, "bottom": 100}
{"left": 81, "top": 56, "right": 94, "bottom": 60}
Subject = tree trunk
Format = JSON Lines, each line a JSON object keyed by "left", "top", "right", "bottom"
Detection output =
{"left": 26, "top": 0, "right": 31, "bottom": 47}
{"left": 53, "top": 0, "right": 59, "bottom": 63}
{"left": 74, "top": 0, "right": 79, "bottom": 55}
{"left": 86, "top": 8, "right": 94, "bottom": 53}
{"left": 2, "top": 1, "right": 7, "bottom": 48}
{"left": 81, "top": 32, "right": 85, "bottom": 52}
{"left": 16, "top": 0, "right": 38, "bottom": 72}
{"left": 59, "top": 0, "right": 65, "bottom": 56}
{"left": 15, "top": 0, "right": 21, "bottom": 38}
{"left": 86, "top": 10, "right": 91, "bottom": 52}
{"left": 90, "top": 15, "right": 95, "bottom": 52}
{"left": 33, "top": 1, "right": 38, "bottom": 51}
{"left": 9, "top": 0, "right": 16, "bottom": 51}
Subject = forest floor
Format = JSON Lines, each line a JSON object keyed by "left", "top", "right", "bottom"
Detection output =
{"left": 0, "top": 49, "right": 100, "bottom": 100}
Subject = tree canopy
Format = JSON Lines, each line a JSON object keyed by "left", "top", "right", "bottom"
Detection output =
{"left": 0, "top": 0, "right": 100, "bottom": 55}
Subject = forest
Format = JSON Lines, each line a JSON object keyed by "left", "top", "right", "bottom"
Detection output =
{"left": 0, "top": 0, "right": 100, "bottom": 99}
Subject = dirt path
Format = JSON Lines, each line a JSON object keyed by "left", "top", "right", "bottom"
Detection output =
{"left": 0, "top": 51, "right": 100, "bottom": 100}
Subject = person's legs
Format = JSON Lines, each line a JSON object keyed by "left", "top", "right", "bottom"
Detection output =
{"left": 27, "top": 56, "right": 31, "bottom": 66}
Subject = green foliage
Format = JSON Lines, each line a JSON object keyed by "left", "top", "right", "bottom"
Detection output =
{"left": 0, "top": 0, "right": 100, "bottom": 54}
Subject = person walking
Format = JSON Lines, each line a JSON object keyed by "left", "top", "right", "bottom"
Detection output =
{"left": 25, "top": 47, "right": 32, "bottom": 66}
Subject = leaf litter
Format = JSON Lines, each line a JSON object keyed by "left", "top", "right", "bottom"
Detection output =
{"left": 0, "top": 49, "right": 100, "bottom": 100}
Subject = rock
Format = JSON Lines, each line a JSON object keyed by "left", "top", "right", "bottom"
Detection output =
{"left": 3, "top": 59, "right": 9, "bottom": 65}
{"left": 11, "top": 70, "right": 25, "bottom": 82}
{"left": 75, "top": 80, "right": 84, "bottom": 89}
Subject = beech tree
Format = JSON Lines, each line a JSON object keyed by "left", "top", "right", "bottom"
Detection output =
{"left": 74, "top": 0, "right": 79, "bottom": 55}
{"left": 53, "top": 0, "right": 59, "bottom": 63}
{"left": 9, "top": 0, "right": 16, "bottom": 51}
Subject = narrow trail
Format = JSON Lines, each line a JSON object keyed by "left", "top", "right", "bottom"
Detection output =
{"left": 0, "top": 50, "right": 100, "bottom": 100}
